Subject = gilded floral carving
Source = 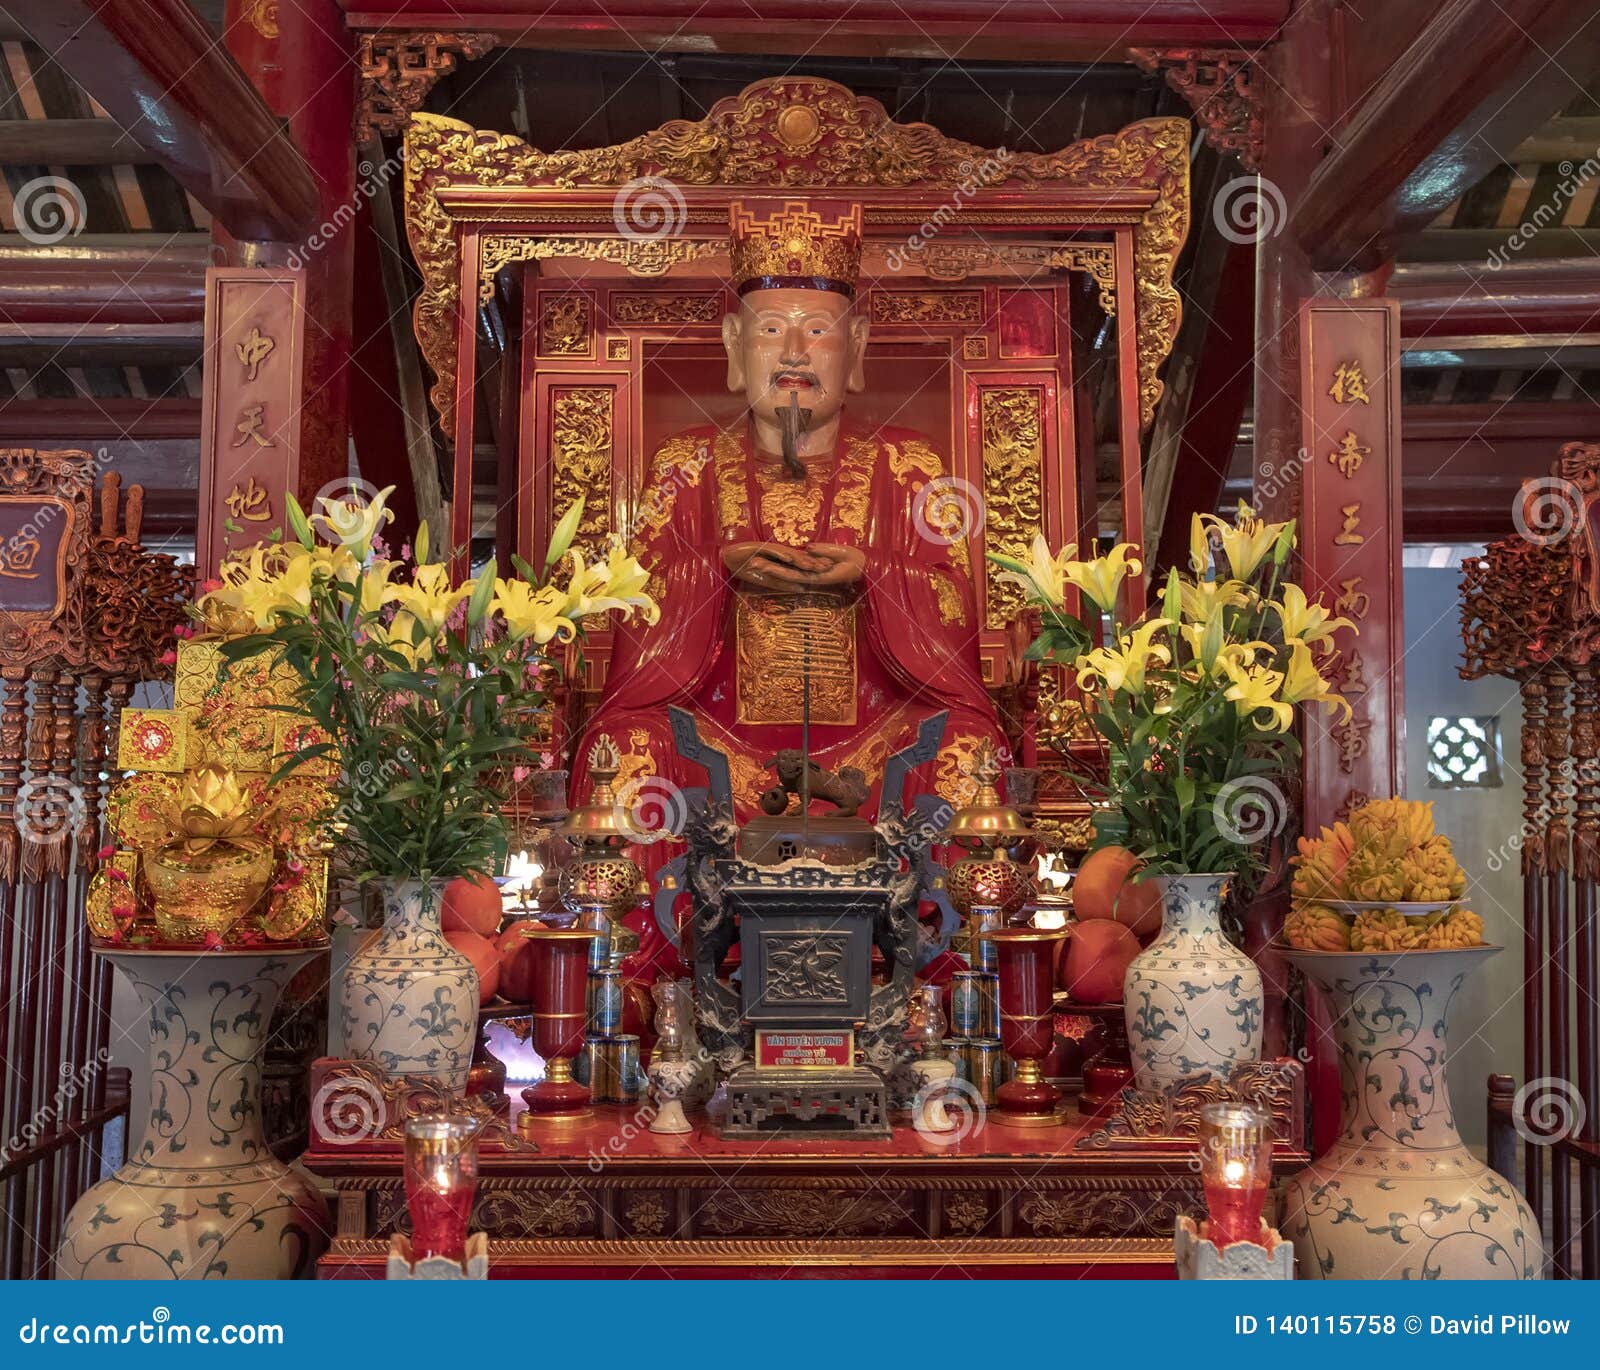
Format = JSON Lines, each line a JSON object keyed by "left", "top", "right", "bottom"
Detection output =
{"left": 404, "top": 79, "right": 1186, "bottom": 432}
{"left": 979, "top": 388, "right": 1045, "bottom": 630}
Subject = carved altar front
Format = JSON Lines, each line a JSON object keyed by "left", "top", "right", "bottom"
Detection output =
{"left": 311, "top": 1102, "right": 1307, "bottom": 1279}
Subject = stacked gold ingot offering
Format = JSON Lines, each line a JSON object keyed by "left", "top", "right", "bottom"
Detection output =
{"left": 86, "top": 633, "right": 337, "bottom": 946}
{"left": 1284, "top": 798, "right": 1484, "bottom": 952}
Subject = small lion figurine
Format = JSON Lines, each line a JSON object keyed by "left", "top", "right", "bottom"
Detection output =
{"left": 758, "top": 750, "right": 870, "bottom": 818}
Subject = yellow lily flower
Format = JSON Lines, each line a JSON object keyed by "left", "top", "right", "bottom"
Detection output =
{"left": 314, "top": 484, "right": 396, "bottom": 562}
{"left": 1280, "top": 641, "right": 1353, "bottom": 722}
{"left": 1220, "top": 655, "right": 1292, "bottom": 732}
{"left": 1075, "top": 619, "right": 1171, "bottom": 695}
{"left": 1274, "top": 584, "right": 1356, "bottom": 655}
{"left": 378, "top": 611, "right": 434, "bottom": 669}
{"left": 1179, "top": 577, "right": 1251, "bottom": 624}
{"left": 596, "top": 536, "right": 661, "bottom": 625}
{"left": 1201, "top": 502, "right": 1293, "bottom": 582}
{"left": 385, "top": 562, "right": 472, "bottom": 636}
{"left": 990, "top": 533, "right": 1076, "bottom": 607}
{"left": 493, "top": 579, "right": 578, "bottom": 646}
{"left": 356, "top": 558, "right": 397, "bottom": 618}
{"left": 1188, "top": 513, "right": 1213, "bottom": 575}
{"left": 238, "top": 554, "right": 315, "bottom": 627}
{"left": 1062, "top": 543, "right": 1142, "bottom": 615}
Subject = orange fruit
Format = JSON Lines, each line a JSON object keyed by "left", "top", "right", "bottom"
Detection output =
{"left": 441, "top": 874, "right": 503, "bottom": 936}
{"left": 496, "top": 919, "right": 542, "bottom": 1004}
{"left": 1073, "top": 846, "right": 1141, "bottom": 922}
{"left": 1058, "top": 920, "right": 1141, "bottom": 1003}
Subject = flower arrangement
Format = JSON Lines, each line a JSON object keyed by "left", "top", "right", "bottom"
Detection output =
{"left": 1286, "top": 797, "right": 1484, "bottom": 950}
{"left": 990, "top": 503, "right": 1350, "bottom": 877}
{"left": 198, "top": 489, "right": 657, "bottom": 884}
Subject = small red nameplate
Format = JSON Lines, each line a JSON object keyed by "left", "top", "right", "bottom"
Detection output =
{"left": 755, "top": 1030, "right": 854, "bottom": 1070}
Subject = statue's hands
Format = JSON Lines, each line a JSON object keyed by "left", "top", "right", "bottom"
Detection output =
{"left": 802, "top": 543, "right": 866, "bottom": 587}
{"left": 722, "top": 541, "right": 830, "bottom": 590}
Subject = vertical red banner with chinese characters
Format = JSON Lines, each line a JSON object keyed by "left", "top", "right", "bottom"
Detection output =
{"left": 197, "top": 268, "right": 307, "bottom": 578}
{"left": 1298, "top": 299, "right": 1405, "bottom": 838}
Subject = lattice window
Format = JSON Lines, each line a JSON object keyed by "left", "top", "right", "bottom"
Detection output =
{"left": 1426, "top": 715, "right": 1503, "bottom": 789}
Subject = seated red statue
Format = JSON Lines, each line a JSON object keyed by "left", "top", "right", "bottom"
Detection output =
{"left": 572, "top": 197, "right": 1005, "bottom": 860}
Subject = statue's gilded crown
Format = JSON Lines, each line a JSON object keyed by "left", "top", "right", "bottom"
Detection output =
{"left": 728, "top": 198, "right": 862, "bottom": 298}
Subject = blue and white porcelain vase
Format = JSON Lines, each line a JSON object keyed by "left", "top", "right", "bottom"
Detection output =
{"left": 56, "top": 949, "right": 329, "bottom": 1280}
{"left": 337, "top": 879, "right": 478, "bottom": 1093}
{"left": 1280, "top": 945, "right": 1543, "bottom": 1280}
{"left": 1122, "top": 873, "right": 1263, "bottom": 1094}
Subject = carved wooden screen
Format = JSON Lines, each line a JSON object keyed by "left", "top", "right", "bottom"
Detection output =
{"left": 403, "top": 77, "right": 1188, "bottom": 705}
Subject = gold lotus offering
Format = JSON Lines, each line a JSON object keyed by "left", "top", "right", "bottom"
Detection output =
{"left": 142, "top": 765, "right": 277, "bottom": 940}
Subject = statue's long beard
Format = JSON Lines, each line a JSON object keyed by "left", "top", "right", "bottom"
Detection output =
{"left": 775, "top": 389, "right": 814, "bottom": 480}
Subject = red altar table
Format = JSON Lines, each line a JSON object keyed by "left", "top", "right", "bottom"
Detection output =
{"left": 311, "top": 1089, "right": 1308, "bottom": 1280}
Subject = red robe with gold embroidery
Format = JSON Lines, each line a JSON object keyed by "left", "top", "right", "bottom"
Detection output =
{"left": 574, "top": 418, "right": 1002, "bottom": 824}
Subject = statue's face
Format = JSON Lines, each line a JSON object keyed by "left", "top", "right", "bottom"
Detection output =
{"left": 722, "top": 287, "right": 869, "bottom": 434}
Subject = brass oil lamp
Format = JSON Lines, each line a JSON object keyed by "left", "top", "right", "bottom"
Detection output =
{"left": 556, "top": 735, "right": 644, "bottom": 947}
{"left": 942, "top": 742, "right": 1036, "bottom": 958}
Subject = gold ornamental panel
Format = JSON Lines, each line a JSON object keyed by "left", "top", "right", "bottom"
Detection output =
{"left": 869, "top": 290, "right": 985, "bottom": 325}
{"left": 979, "top": 387, "right": 1046, "bottom": 630}
{"left": 405, "top": 77, "right": 1187, "bottom": 432}
{"left": 550, "top": 387, "right": 614, "bottom": 565}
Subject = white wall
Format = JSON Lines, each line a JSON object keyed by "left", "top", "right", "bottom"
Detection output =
{"left": 1402, "top": 563, "right": 1525, "bottom": 1154}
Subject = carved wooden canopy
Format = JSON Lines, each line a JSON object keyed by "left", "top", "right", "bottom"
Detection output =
{"left": 403, "top": 76, "right": 1189, "bottom": 435}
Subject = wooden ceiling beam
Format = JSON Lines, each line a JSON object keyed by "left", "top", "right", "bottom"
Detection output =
{"left": 0, "top": 117, "right": 149, "bottom": 166}
{"left": 0, "top": 254, "right": 204, "bottom": 327}
{"left": 1292, "top": 0, "right": 1600, "bottom": 271}
{"left": 1393, "top": 258, "right": 1600, "bottom": 340}
{"left": 0, "top": 398, "right": 200, "bottom": 440}
{"left": 338, "top": 0, "right": 1291, "bottom": 60}
{"left": 16, "top": 0, "right": 320, "bottom": 241}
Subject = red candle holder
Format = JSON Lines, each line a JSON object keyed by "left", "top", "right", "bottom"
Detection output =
{"left": 1196, "top": 1101, "right": 1273, "bottom": 1247}
{"left": 517, "top": 925, "right": 604, "bottom": 1133}
{"left": 980, "top": 926, "right": 1070, "bottom": 1126}
{"left": 402, "top": 1114, "right": 479, "bottom": 1266}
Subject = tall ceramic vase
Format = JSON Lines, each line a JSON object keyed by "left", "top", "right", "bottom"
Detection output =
{"left": 1280, "top": 946, "right": 1543, "bottom": 1279}
{"left": 337, "top": 879, "right": 478, "bottom": 1093}
{"left": 56, "top": 949, "right": 329, "bottom": 1280}
{"left": 1122, "top": 873, "right": 1263, "bottom": 1094}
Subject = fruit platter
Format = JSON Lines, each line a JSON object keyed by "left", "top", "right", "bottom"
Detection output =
{"left": 1283, "top": 798, "right": 1486, "bottom": 951}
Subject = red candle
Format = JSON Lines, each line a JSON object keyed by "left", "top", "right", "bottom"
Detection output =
{"left": 403, "top": 1115, "right": 478, "bottom": 1266}
{"left": 1196, "top": 1102, "right": 1273, "bottom": 1248}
